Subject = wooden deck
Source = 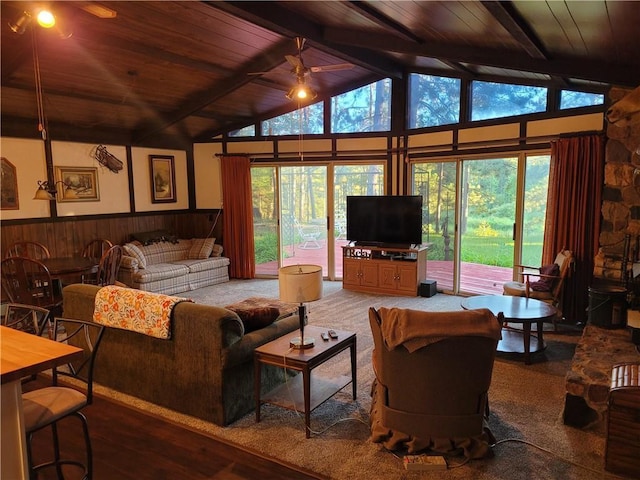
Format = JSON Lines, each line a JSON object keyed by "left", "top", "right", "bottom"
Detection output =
{"left": 256, "top": 240, "right": 513, "bottom": 296}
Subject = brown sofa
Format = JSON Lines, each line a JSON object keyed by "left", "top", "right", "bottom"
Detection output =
{"left": 62, "top": 284, "right": 299, "bottom": 426}
{"left": 368, "top": 306, "right": 502, "bottom": 459}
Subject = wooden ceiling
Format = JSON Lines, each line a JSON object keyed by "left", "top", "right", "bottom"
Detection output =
{"left": 2, "top": 1, "right": 639, "bottom": 147}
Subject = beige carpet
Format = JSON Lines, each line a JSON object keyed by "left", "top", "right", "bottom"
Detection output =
{"left": 94, "top": 279, "right": 617, "bottom": 480}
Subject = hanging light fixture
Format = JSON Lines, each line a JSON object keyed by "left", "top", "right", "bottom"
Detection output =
{"left": 35, "top": 9, "right": 56, "bottom": 28}
{"left": 286, "top": 77, "right": 317, "bottom": 101}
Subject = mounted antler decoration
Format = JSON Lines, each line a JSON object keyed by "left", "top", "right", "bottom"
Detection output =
{"left": 92, "top": 144, "right": 123, "bottom": 173}
{"left": 606, "top": 85, "right": 640, "bottom": 156}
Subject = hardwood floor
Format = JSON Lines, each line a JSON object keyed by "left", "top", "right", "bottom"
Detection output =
{"left": 24, "top": 377, "right": 325, "bottom": 480}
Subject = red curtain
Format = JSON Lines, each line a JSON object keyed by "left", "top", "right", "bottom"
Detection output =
{"left": 543, "top": 133, "right": 604, "bottom": 323}
{"left": 220, "top": 155, "right": 255, "bottom": 279}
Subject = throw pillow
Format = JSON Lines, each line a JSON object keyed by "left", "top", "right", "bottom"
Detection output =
{"left": 123, "top": 243, "right": 147, "bottom": 269}
{"left": 530, "top": 263, "right": 560, "bottom": 292}
{"left": 212, "top": 244, "right": 223, "bottom": 257}
{"left": 188, "top": 238, "right": 215, "bottom": 259}
{"left": 228, "top": 307, "right": 281, "bottom": 333}
{"left": 131, "top": 230, "right": 178, "bottom": 245}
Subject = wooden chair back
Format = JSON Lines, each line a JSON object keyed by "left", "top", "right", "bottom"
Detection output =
{"left": 549, "top": 249, "right": 574, "bottom": 305}
{"left": 0, "top": 257, "right": 62, "bottom": 310}
{"left": 95, "top": 245, "right": 123, "bottom": 286}
{"left": 82, "top": 239, "right": 113, "bottom": 259}
{"left": 5, "top": 241, "right": 50, "bottom": 260}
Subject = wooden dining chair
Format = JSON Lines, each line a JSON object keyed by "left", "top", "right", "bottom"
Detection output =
{"left": 23, "top": 317, "right": 105, "bottom": 480}
{"left": 4, "top": 241, "right": 50, "bottom": 260}
{"left": 93, "top": 245, "right": 123, "bottom": 286}
{"left": 82, "top": 239, "right": 113, "bottom": 259}
{"left": 0, "top": 257, "right": 63, "bottom": 317}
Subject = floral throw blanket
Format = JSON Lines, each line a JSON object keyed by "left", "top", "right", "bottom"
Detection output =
{"left": 93, "top": 286, "right": 192, "bottom": 339}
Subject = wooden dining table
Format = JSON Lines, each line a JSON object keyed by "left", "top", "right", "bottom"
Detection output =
{"left": 0, "top": 326, "right": 83, "bottom": 480}
{"left": 42, "top": 256, "right": 100, "bottom": 286}
{"left": 42, "top": 256, "right": 99, "bottom": 277}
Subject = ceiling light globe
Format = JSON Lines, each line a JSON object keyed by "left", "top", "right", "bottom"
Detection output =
{"left": 36, "top": 10, "right": 56, "bottom": 28}
{"left": 297, "top": 89, "right": 308, "bottom": 99}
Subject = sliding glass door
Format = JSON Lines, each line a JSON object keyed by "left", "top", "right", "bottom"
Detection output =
{"left": 252, "top": 162, "right": 385, "bottom": 279}
{"left": 459, "top": 157, "right": 517, "bottom": 294}
{"left": 412, "top": 152, "right": 550, "bottom": 295}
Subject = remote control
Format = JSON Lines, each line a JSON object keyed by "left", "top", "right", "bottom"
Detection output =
{"left": 328, "top": 329, "right": 338, "bottom": 339}
{"left": 321, "top": 332, "right": 329, "bottom": 341}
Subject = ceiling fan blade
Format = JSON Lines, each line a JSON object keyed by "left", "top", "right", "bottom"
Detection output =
{"left": 310, "top": 63, "right": 355, "bottom": 73}
{"left": 285, "top": 54, "right": 303, "bottom": 69}
{"left": 80, "top": 3, "right": 118, "bottom": 18}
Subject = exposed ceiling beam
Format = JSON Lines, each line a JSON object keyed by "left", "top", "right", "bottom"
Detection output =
{"left": 343, "top": 1, "right": 470, "bottom": 74}
{"left": 480, "top": 1, "right": 548, "bottom": 60}
{"left": 208, "top": 1, "right": 403, "bottom": 80}
{"left": 133, "top": 39, "right": 294, "bottom": 142}
{"left": 324, "top": 28, "right": 639, "bottom": 87}
{"left": 345, "top": 1, "right": 422, "bottom": 43}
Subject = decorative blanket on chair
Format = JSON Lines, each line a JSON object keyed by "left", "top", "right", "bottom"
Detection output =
{"left": 378, "top": 307, "right": 502, "bottom": 352}
{"left": 93, "top": 285, "right": 192, "bottom": 339}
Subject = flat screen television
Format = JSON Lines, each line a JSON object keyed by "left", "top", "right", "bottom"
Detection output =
{"left": 346, "top": 195, "right": 423, "bottom": 247}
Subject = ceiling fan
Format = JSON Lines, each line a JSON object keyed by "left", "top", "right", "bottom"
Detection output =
{"left": 250, "top": 37, "right": 354, "bottom": 100}
{"left": 285, "top": 37, "right": 354, "bottom": 100}
{"left": 285, "top": 37, "right": 354, "bottom": 78}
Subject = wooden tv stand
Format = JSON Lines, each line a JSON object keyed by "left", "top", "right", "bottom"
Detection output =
{"left": 342, "top": 244, "right": 428, "bottom": 296}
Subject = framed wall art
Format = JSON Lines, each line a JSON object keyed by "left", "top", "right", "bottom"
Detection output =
{"left": 150, "top": 155, "right": 176, "bottom": 203}
{"left": 1, "top": 157, "right": 19, "bottom": 210}
{"left": 55, "top": 166, "right": 100, "bottom": 202}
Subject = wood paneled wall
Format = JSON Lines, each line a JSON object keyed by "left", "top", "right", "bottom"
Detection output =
{"left": 1, "top": 211, "right": 223, "bottom": 259}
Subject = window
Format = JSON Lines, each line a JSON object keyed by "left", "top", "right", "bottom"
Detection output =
{"left": 331, "top": 79, "right": 391, "bottom": 133}
{"left": 408, "top": 74, "right": 461, "bottom": 128}
{"left": 228, "top": 125, "right": 256, "bottom": 137}
{"left": 559, "top": 90, "right": 604, "bottom": 110}
{"left": 261, "top": 103, "right": 324, "bottom": 136}
{"left": 471, "top": 81, "right": 547, "bottom": 121}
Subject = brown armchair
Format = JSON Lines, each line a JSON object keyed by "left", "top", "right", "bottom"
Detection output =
{"left": 368, "top": 306, "right": 502, "bottom": 459}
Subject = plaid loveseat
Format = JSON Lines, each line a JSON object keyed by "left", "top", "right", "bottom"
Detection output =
{"left": 118, "top": 238, "right": 229, "bottom": 295}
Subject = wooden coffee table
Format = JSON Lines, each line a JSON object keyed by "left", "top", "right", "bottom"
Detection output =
{"left": 461, "top": 295, "right": 557, "bottom": 365}
{"left": 254, "top": 325, "right": 357, "bottom": 438}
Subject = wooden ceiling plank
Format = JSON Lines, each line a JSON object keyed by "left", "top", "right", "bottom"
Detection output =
{"left": 209, "top": 1, "right": 403, "bottom": 79}
{"left": 132, "top": 39, "right": 295, "bottom": 142}
{"left": 480, "top": 1, "right": 547, "bottom": 59}
{"left": 324, "top": 27, "right": 639, "bottom": 87}
{"left": 344, "top": 1, "right": 423, "bottom": 43}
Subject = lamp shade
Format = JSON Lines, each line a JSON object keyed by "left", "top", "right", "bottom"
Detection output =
{"left": 279, "top": 264, "right": 323, "bottom": 304}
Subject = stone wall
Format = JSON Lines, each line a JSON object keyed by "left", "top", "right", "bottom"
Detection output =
{"left": 597, "top": 87, "right": 640, "bottom": 282}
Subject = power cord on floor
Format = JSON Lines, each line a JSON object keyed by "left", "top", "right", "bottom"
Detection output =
{"left": 492, "top": 438, "right": 630, "bottom": 479}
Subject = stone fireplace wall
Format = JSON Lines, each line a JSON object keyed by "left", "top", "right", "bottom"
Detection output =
{"left": 596, "top": 87, "right": 640, "bottom": 283}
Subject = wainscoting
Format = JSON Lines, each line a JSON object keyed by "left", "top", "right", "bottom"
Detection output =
{"left": 0, "top": 211, "right": 222, "bottom": 259}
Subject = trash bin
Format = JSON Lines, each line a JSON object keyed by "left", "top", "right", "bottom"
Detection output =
{"left": 587, "top": 286, "right": 628, "bottom": 328}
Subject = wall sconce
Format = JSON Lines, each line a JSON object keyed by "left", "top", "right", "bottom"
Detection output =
{"left": 33, "top": 180, "right": 78, "bottom": 201}
{"left": 8, "top": 11, "right": 32, "bottom": 34}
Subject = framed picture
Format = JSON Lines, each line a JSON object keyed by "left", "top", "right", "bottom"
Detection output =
{"left": 150, "top": 155, "right": 176, "bottom": 203}
{"left": 55, "top": 166, "right": 100, "bottom": 202}
{"left": 1, "top": 157, "right": 19, "bottom": 210}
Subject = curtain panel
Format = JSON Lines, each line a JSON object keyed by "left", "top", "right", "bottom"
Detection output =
{"left": 544, "top": 133, "right": 604, "bottom": 324}
{"left": 220, "top": 155, "right": 255, "bottom": 279}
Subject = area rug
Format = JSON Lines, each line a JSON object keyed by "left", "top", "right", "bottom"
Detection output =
{"left": 95, "top": 279, "right": 610, "bottom": 479}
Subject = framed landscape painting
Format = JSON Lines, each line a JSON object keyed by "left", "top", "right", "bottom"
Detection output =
{"left": 1, "top": 157, "right": 19, "bottom": 209}
{"left": 55, "top": 166, "right": 100, "bottom": 202}
{"left": 150, "top": 155, "right": 176, "bottom": 203}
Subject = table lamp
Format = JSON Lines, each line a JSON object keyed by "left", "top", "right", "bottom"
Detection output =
{"left": 279, "top": 264, "right": 323, "bottom": 349}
